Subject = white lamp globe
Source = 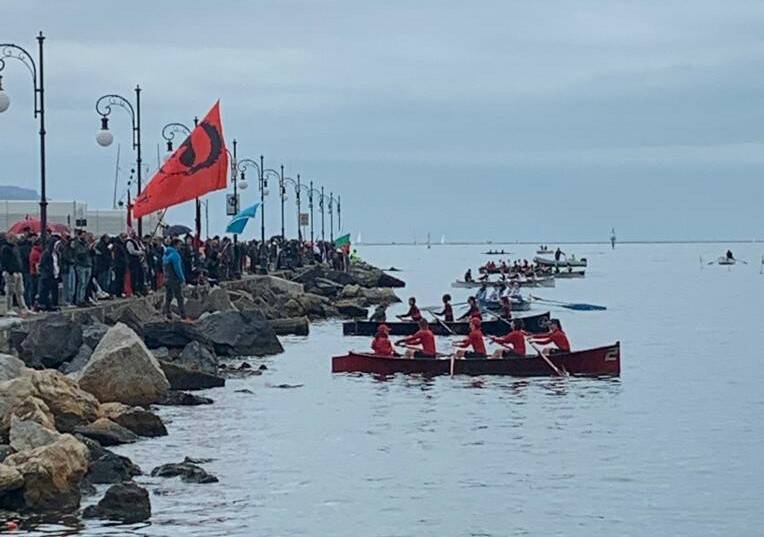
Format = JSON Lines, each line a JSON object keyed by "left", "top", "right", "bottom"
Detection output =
{"left": 263, "top": 187, "right": 270, "bottom": 197}
{"left": 96, "top": 129, "right": 114, "bottom": 147}
{"left": 238, "top": 180, "right": 248, "bottom": 190}
{"left": 0, "top": 91, "right": 10, "bottom": 113}
{"left": 282, "top": 191, "right": 289, "bottom": 201}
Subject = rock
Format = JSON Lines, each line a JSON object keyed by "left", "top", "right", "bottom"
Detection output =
{"left": 0, "top": 354, "right": 27, "bottom": 382}
{"left": 3, "top": 434, "right": 89, "bottom": 511}
{"left": 377, "top": 271, "right": 406, "bottom": 288}
{"left": 9, "top": 396, "right": 56, "bottom": 431}
{"left": 178, "top": 341, "right": 218, "bottom": 374}
{"left": 151, "top": 346, "right": 170, "bottom": 361}
{"left": 269, "top": 316, "right": 310, "bottom": 336}
{"left": 74, "top": 418, "right": 138, "bottom": 446}
{"left": 9, "top": 416, "right": 59, "bottom": 452}
{"left": 185, "top": 287, "right": 238, "bottom": 320}
{"left": 0, "top": 444, "right": 12, "bottom": 463}
{"left": 333, "top": 300, "right": 368, "bottom": 318}
{"left": 98, "top": 403, "right": 167, "bottom": 438}
{"left": 294, "top": 293, "right": 331, "bottom": 318}
{"left": 78, "top": 323, "right": 170, "bottom": 406}
{"left": 156, "top": 391, "right": 213, "bottom": 406}
{"left": 60, "top": 344, "right": 93, "bottom": 375}
{"left": 359, "top": 287, "right": 401, "bottom": 306}
{"left": 80, "top": 478, "right": 97, "bottom": 497}
{"left": 143, "top": 321, "right": 210, "bottom": 349}
{"left": 196, "top": 310, "right": 283, "bottom": 357}
{"left": 158, "top": 361, "right": 225, "bottom": 391}
{"left": 0, "top": 464, "right": 23, "bottom": 493}
{"left": 82, "top": 322, "right": 109, "bottom": 350}
{"left": 82, "top": 481, "right": 151, "bottom": 523}
{"left": 87, "top": 451, "right": 142, "bottom": 484}
{"left": 104, "top": 301, "right": 160, "bottom": 337}
{"left": 311, "top": 277, "right": 344, "bottom": 297}
{"left": 270, "top": 383, "right": 304, "bottom": 389}
{"left": 282, "top": 298, "right": 306, "bottom": 318}
{"left": 73, "top": 434, "right": 108, "bottom": 462}
{"left": 340, "top": 284, "right": 362, "bottom": 298}
{"left": 0, "top": 372, "right": 99, "bottom": 437}
{"left": 151, "top": 461, "right": 219, "bottom": 483}
{"left": 20, "top": 314, "right": 83, "bottom": 368}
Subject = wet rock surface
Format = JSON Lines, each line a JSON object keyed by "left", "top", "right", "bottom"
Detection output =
{"left": 151, "top": 460, "right": 219, "bottom": 484}
{"left": 82, "top": 481, "right": 151, "bottom": 523}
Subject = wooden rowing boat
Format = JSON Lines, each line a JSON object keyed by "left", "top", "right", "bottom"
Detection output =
{"left": 545, "top": 270, "right": 585, "bottom": 279}
{"left": 479, "top": 296, "right": 531, "bottom": 312}
{"left": 533, "top": 256, "right": 588, "bottom": 268}
{"left": 452, "top": 276, "right": 555, "bottom": 288}
{"left": 332, "top": 342, "right": 620, "bottom": 377}
{"left": 342, "top": 311, "right": 551, "bottom": 337}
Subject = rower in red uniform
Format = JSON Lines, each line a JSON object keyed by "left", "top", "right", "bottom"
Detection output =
{"left": 397, "top": 297, "right": 422, "bottom": 322}
{"left": 454, "top": 318, "right": 487, "bottom": 358}
{"left": 371, "top": 324, "right": 396, "bottom": 357}
{"left": 457, "top": 296, "right": 482, "bottom": 321}
{"left": 395, "top": 318, "right": 437, "bottom": 358}
{"left": 530, "top": 319, "right": 570, "bottom": 353}
{"left": 434, "top": 293, "right": 454, "bottom": 322}
{"left": 490, "top": 319, "right": 526, "bottom": 358}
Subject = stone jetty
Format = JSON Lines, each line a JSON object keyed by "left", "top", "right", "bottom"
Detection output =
{"left": 0, "top": 262, "right": 403, "bottom": 523}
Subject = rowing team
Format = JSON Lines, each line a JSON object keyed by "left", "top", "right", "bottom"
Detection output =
{"left": 371, "top": 316, "right": 570, "bottom": 359}
{"left": 395, "top": 294, "right": 515, "bottom": 323}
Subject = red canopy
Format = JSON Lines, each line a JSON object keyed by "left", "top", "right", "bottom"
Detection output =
{"left": 7, "top": 218, "right": 71, "bottom": 236}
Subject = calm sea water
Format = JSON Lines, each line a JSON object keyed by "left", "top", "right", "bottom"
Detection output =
{"left": 18, "top": 243, "right": 764, "bottom": 536}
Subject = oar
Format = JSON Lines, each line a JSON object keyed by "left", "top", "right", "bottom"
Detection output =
{"left": 525, "top": 337, "right": 567, "bottom": 377}
{"left": 529, "top": 294, "right": 607, "bottom": 311}
{"left": 426, "top": 310, "right": 456, "bottom": 336}
{"left": 481, "top": 308, "right": 512, "bottom": 328}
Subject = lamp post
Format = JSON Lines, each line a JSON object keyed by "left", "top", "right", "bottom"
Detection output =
{"left": 319, "top": 186, "right": 325, "bottom": 242}
{"left": 160, "top": 119, "right": 203, "bottom": 242}
{"left": 0, "top": 32, "right": 48, "bottom": 244}
{"left": 280, "top": 171, "right": 301, "bottom": 241}
{"left": 237, "top": 156, "right": 269, "bottom": 245}
{"left": 263, "top": 166, "right": 281, "bottom": 239}
{"left": 307, "top": 181, "right": 320, "bottom": 245}
{"left": 328, "top": 192, "right": 335, "bottom": 243}
{"left": 96, "top": 86, "right": 143, "bottom": 236}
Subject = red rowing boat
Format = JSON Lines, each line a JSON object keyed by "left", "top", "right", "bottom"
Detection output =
{"left": 332, "top": 343, "right": 620, "bottom": 377}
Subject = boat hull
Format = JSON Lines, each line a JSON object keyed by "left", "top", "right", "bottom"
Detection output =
{"left": 534, "top": 256, "right": 588, "bottom": 268}
{"left": 332, "top": 343, "right": 620, "bottom": 377}
{"left": 452, "top": 277, "right": 555, "bottom": 288}
{"left": 342, "top": 311, "right": 551, "bottom": 337}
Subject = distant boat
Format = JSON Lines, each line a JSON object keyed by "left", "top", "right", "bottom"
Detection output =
{"left": 356, "top": 232, "right": 362, "bottom": 244}
{"left": 440, "top": 234, "right": 446, "bottom": 245}
{"left": 427, "top": 232, "right": 431, "bottom": 249}
{"left": 610, "top": 227, "right": 616, "bottom": 249}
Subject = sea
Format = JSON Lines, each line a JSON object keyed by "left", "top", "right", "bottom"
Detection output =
{"left": 15, "top": 243, "right": 764, "bottom": 536}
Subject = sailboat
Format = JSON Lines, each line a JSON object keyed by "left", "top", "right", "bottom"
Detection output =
{"left": 440, "top": 234, "right": 446, "bottom": 245}
{"left": 356, "top": 232, "right": 362, "bottom": 244}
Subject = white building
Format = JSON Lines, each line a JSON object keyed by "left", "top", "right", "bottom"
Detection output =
{"left": 0, "top": 200, "right": 160, "bottom": 236}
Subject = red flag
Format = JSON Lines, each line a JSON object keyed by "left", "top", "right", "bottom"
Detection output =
{"left": 133, "top": 101, "right": 228, "bottom": 218}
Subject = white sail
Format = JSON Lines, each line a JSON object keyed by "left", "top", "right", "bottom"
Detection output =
{"left": 356, "top": 232, "right": 362, "bottom": 244}
{"left": 440, "top": 234, "right": 446, "bottom": 245}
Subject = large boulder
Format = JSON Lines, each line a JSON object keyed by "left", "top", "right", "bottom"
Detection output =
{"left": 74, "top": 418, "right": 138, "bottom": 446}
{"left": 184, "top": 287, "right": 238, "bottom": 320}
{"left": 82, "top": 481, "right": 151, "bottom": 523}
{"left": 87, "top": 451, "right": 142, "bottom": 484}
{"left": 270, "top": 317, "right": 310, "bottom": 336}
{"left": 78, "top": 323, "right": 170, "bottom": 406}
{"left": 0, "top": 445, "right": 12, "bottom": 463}
{"left": 0, "top": 354, "right": 27, "bottom": 382}
{"left": 143, "top": 321, "right": 210, "bottom": 349}
{"left": 158, "top": 361, "right": 225, "bottom": 391}
{"left": 0, "top": 371, "right": 100, "bottom": 437}
{"left": 178, "top": 341, "right": 218, "bottom": 374}
{"left": 333, "top": 300, "right": 368, "bottom": 319}
{"left": 2, "top": 434, "right": 89, "bottom": 511}
{"left": 9, "top": 416, "right": 59, "bottom": 452}
{"left": 151, "top": 460, "right": 219, "bottom": 483}
{"left": 60, "top": 344, "right": 93, "bottom": 375}
{"left": 196, "top": 310, "right": 283, "bottom": 356}
{"left": 294, "top": 293, "right": 331, "bottom": 318}
{"left": 156, "top": 391, "right": 213, "bottom": 406}
{"left": 0, "top": 464, "right": 23, "bottom": 494}
{"left": 20, "top": 314, "right": 83, "bottom": 368}
{"left": 98, "top": 402, "right": 167, "bottom": 438}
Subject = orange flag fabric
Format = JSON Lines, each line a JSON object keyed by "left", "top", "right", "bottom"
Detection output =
{"left": 133, "top": 101, "right": 228, "bottom": 218}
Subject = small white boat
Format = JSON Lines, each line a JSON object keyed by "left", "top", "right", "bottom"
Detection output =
{"left": 452, "top": 276, "right": 555, "bottom": 289}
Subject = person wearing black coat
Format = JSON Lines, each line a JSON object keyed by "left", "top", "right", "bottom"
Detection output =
{"left": 37, "top": 239, "right": 60, "bottom": 311}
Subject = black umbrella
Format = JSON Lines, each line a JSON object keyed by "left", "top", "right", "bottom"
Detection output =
{"left": 163, "top": 224, "right": 193, "bottom": 237}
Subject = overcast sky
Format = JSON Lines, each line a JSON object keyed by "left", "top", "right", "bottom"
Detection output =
{"left": 2, "top": 0, "right": 764, "bottom": 242}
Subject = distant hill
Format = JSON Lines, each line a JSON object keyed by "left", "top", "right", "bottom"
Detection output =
{"left": 0, "top": 185, "right": 39, "bottom": 200}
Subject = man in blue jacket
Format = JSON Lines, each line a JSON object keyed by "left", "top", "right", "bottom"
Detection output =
{"left": 162, "top": 239, "right": 187, "bottom": 320}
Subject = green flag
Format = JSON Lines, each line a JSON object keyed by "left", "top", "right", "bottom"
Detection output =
{"left": 334, "top": 233, "right": 351, "bottom": 247}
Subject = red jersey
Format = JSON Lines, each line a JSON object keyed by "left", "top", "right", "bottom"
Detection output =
{"left": 469, "top": 305, "right": 482, "bottom": 321}
{"left": 457, "top": 329, "right": 487, "bottom": 355}
{"left": 495, "top": 330, "right": 525, "bottom": 355}
{"left": 534, "top": 330, "right": 570, "bottom": 352}
{"left": 371, "top": 336, "right": 395, "bottom": 356}
{"left": 404, "top": 329, "right": 436, "bottom": 356}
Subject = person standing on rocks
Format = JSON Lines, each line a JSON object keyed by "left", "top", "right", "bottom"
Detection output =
{"left": 37, "top": 237, "right": 60, "bottom": 311}
{"left": 1, "top": 233, "right": 31, "bottom": 316}
{"left": 163, "top": 239, "right": 187, "bottom": 320}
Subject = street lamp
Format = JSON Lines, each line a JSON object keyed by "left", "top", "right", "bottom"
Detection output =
{"left": 96, "top": 86, "right": 143, "bottom": 236}
{"left": 238, "top": 156, "right": 269, "bottom": 245}
{"left": 279, "top": 168, "right": 301, "bottom": 241}
{"left": 307, "top": 181, "right": 321, "bottom": 245}
{"left": 0, "top": 32, "right": 49, "bottom": 244}
{"left": 328, "top": 192, "right": 337, "bottom": 243}
{"left": 319, "top": 186, "right": 325, "bottom": 242}
{"left": 160, "top": 118, "right": 206, "bottom": 243}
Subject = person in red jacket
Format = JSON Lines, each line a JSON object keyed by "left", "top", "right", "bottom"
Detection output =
{"left": 395, "top": 318, "right": 436, "bottom": 357}
{"left": 28, "top": 240, "right": 43, "bottom": 310}
{"left": 371, "top": 324, "right": 396, "bottom": 357}
{"left": 397, "top": 296, "right": 422, "bottom": 322}
{"left": 454, "top": 317, "right": 487, "bottom": 358}
{"left": 530, "top": 319, "right": 570, "bottom": 353}
{"left": 458, "top": 296, "right": 482, "bottom": 321}
{"left": 433, "top": 293, "right": 454, "bottom": 322}
{"left": 490, "top": 319, "right": 526, "bottom": 358}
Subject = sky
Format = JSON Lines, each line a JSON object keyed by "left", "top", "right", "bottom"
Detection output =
{"left": 2, "top": 0, "right": 764, "bottom": 242}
